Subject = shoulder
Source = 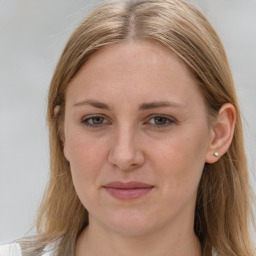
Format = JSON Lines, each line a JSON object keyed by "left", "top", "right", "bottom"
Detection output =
{"left": 0, "top": 243, "right": 22, "bottom": 256}
{"left": 0, "top": 243, "right": 55, "bottom": 256}
{"left": 212, "top": 248, "right": 219, "bottom": 256}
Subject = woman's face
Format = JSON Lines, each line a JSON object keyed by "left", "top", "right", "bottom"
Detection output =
{"left": 64, "top": 40, "right": 214, "bottom": 236}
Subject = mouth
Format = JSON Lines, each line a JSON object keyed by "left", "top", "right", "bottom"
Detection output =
{"left": 102, "top": 181, "right": 154, "bottom": 200}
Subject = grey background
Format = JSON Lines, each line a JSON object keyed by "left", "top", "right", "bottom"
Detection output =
{"left": 0, "top": 0, "right": 255, "bottom": 244}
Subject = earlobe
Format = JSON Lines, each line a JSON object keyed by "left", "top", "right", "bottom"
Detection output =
{"left": 205, "top": 103, "right": 236, "bottom": 164}
{"left": 63, "top": 140, "right": 69, "bottom": 162}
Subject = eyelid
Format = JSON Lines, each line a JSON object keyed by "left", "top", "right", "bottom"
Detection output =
{"left": 81, "top": 114, "right": 110, "bottom": 127}
{"left": 80, "top": 113, "right": 176, "bottom": 128}
{"left": 145, "top": 114, "right": 175, "bottom": 127}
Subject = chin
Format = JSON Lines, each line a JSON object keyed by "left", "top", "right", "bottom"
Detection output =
{"left": 102, "top": 209, "right": 159, "bottom": 237}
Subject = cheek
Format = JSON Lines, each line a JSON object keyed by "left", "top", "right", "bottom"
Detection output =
{"left": 65, "top": 132, "right": 109, "bottom": 197}
{"left": 149, "top": 126, "right": 209, "bottom": 194}
{"left": 66, "top": 129, "right": 108, "bottom": 168}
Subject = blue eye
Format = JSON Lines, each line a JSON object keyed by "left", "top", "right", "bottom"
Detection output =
{"left": 82, "top": 115, "right": 109, "bottom": 127}
{"left": 147, "top": 115, "right": 174, "bottom": 127}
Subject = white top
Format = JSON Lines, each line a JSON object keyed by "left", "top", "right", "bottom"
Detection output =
{"left": 0, "top": 243, "right": 218, "bottom": 256}
{"left": 0, "top": 243, "right": 52, "bottom": 256}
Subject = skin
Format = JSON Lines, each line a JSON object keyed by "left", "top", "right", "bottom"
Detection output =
{"left": 63, "top": 40, "right": 236, "bottom": 256}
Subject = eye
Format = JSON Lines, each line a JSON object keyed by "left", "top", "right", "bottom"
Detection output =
{"left": 147, "top": 115, "right": 174, "bottom": 127}
{"left": 82, "top": 115, "right": 109, "bottom": 127}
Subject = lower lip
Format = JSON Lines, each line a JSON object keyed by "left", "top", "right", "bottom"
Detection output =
{"left": 104, "top": 187, "right": 153, "bottom": 200}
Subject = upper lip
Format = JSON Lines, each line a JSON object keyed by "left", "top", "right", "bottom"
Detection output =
{"left": 103, "top": 181, "right": 154, "bottom": 189}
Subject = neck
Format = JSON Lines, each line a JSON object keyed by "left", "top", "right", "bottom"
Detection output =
{"left": 75, "top": 217, "right": 201, "bottom": 256}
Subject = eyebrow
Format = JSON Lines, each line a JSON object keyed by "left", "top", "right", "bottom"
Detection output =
{"left": 73, "top": 99, "right": 186, "bottom": 110}
{"left": 139, "top": 101, "right": 186, "bottom": 110}
{"left": 73, "top": 99, "right": 111, "bottom": 110}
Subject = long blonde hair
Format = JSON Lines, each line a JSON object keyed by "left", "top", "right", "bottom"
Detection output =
{"left": 22, "top": 0, "right": 255, "bottom": 255}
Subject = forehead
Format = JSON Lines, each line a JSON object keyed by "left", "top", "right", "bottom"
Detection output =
{"left": 76, "top": 40, "right": 194, "bottom": 81}
{"left": 66, "top": 40, "right": 204, "bottom": 110}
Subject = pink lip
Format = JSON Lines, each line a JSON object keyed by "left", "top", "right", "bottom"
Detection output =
{"left": 103, "top": 181, "right": 154, "bottom": 200}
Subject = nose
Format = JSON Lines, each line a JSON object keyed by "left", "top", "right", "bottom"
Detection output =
{"left": 107, "top": 125, "right": 145, "bottom": 171}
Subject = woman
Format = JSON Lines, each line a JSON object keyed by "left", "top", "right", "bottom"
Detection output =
{"left": 1, "top": 0, "right": 254, "bottom": 255}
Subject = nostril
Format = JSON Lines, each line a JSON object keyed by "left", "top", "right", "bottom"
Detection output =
{"left": 107, "top": 146, "right": 145, "bottom": 171}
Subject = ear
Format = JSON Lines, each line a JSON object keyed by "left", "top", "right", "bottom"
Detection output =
{"left": 62, "top": 140, "right": 70, "bottom": 162}
{"left": 205, "top": 103, "right": 236, "bottom": 164}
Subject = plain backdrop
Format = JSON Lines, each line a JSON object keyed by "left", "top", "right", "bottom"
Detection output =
{"left": 0, "top": 0, "right": 256, "bottom": 244}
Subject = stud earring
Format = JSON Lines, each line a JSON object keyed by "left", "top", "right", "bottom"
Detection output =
{"left": 54, "top": 105, "right": 60, "bottom": 117}
{"left": 214, "top": 152, "right": 219, "bottom": 157}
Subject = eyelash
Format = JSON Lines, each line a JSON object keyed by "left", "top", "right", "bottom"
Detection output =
{"left": 146, "top": 114, "right": 175, "bottom": 128}
{"left": 82, "top": 115, "right": 110, "bottom": 127}
{"left": 81, "top": 114, "right": 175, "bottom": 128}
